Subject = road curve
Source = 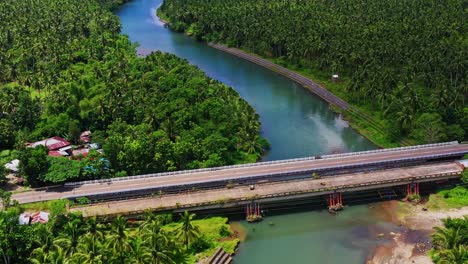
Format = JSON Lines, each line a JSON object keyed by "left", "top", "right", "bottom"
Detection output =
{"left": 12, "top": 144, "right": 468, "bottom": 204}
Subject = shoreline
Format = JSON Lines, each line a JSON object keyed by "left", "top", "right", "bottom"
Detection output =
{"left": 207, "top": 43, "right": 393, "bottom": 149}
{"left": 152, "top": 10, "right": 397, "bottom": 148}
{"left": 367, "top": 200, "right": 468, "bottom": 264}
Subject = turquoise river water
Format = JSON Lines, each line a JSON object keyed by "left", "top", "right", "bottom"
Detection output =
{"left": 116, "top": 1, "right": 395, "bottom": 263}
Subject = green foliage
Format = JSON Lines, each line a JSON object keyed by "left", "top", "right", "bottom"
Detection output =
{"left": 18, "top": 146, "right": 48, "bottom": 187}
{"left": 82, "top": 150, "right": 110, "bottom": 180}
{"left": 19, "top": 147, "right": 84, "bottom": 186}
{"left": 430, "top": 217, "right": 468, "bottom": 264}
{"left": 0, "top": 208, "right": 37, "bottom": 264}
{"left": 406, "top": 194, "right": 421, "bottom": 203}
{"left": 1, "top": 206, "right": 235, "bottom": 264}
{"left": 42, "top": 157, "right": 82, "bottom": 184}
{"left": 0, "top": 0, "right": 266, "bottom": 186}
{"left": 312, "top": 172, "right": 320, "bottom": 179}
{"left": 76, "top": 197, "right": 91, "bottom": 205}
{"left": 0, "top": 190, "right": 11, "bottom": 210}
{"left": 0, "top": 84, "right": 41, "bottom": 148}
{"left": 160, "top": 0, "right": 467, "bottom": 143}
{"left": 0, "top": 165, "right": 6, "bottom": 187}
{"left": 462, "top": 169, "right": 468, "bottom": 184}
{"left": 411, "top": 113, "right": 448, "bottom": 143}
{"left": 427, "top": 186, "right": 468, "bottom": 210}
{"left": 176, "top": 211, "right": 200, "bottom": 250}
{"left": 437, "top": 187, "right": 468, "bottom": 208}
{"left": 49, "top": 199, "right": 71, "bottom": 218}
{"left": 219, "top": 225, "right": 232, "bottom": 237}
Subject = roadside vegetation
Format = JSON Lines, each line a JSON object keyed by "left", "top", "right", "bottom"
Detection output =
{"left": 426, "top": 170, "right": 468, "bottom": 210}
{"left": 159, "top": 0, "right": 467, "bottom": 146}
{"left": 430, "top": 217, "right": 468, "bottom": 263}
{"left": 0, "top": 198, "right": 237, "bottom": 264}
{"left": 0, "top": 0, "right": 267, "bottom": 187}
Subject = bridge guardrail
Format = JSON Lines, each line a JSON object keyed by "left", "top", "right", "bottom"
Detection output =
{"left": 65, "top": 151, "right": 465, "bottom": 200}
{"left": 64, "top": 141, "right": 459, "bottom": 187}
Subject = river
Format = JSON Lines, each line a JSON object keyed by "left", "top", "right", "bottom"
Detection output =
{"left": 116, "top": 0, "right": 390, "bottom": 263}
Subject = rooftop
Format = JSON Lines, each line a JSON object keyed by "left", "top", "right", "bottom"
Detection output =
{"left": 30, "top": 137, "right": 71, "bottom": 151}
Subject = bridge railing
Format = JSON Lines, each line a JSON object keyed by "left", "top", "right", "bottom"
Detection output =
{"left": 65, "top": 151, "right": 465, "bottom": 200}
{"left": 64, "top": 141, "right": 459, "bottom": 187}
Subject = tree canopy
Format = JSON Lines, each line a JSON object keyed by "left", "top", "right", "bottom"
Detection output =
{"left": 0, "top": 0, "right": 266, "bottom": 185}
{"left": 0, "top": 205, "right": 236, "bottom": 264}
{"left": 160, "top": 0, "right": 467, "bottom": 143}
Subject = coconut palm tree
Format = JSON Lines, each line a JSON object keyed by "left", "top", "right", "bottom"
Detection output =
{"left": 73, "top": 235, "right": 105, "bottom": 264}
{"left": 107, "top": 216, "right": 131, "bottom": 263}
{"left": 436, "top": 245, "right": 468, "bottom": 264}
{"left": 175, "top": 211, "right": 200, "bottom": 250}
{"left": 128, "top": 236, "right": 151, "bottom": 264}
{"left": 82, "top": 216, "right": 105, "bottom": 241}
{"left": 432, "top": 226, "right": 462, "bottom": 251}
{"left": 53, "top": 220, "right": 82, "bottom": 256}
{"left": 141, "top": 218, "right": 175, "bottom": 264}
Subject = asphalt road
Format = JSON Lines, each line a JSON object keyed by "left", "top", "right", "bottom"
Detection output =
{"left": 13, "top": 144, "right": 468, "bottom": 204}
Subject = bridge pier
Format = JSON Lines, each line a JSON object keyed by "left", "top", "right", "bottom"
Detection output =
{"left": 328, "top": 192, "right": 344, "bottom": 213}
{"left": 246, "top": 203, "right": 262, "bottom": 223}
{"left": 406, "top": 183, "right": 420, "bottom": 196}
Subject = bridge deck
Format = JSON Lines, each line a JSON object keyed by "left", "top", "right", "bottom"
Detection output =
{"left": 71, "top": 162, "right": 463, "bottom": 217}
{"left": 13, "top": 143, "right": 468, "bottom": 204}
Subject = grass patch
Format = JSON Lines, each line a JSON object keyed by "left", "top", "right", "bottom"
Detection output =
{"left": 19, "top": 199, "right": 72, "bottom": 213}
{"left": 163, "top": 216, "right": 238, "bottom": 263}
{"left": 426, "top": 186, "right": 468, "bottom": 210}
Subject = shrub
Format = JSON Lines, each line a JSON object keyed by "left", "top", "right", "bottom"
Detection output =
{"left": 219, "top": 225, "right": 231, "bottom": 237}
{"left": 76, "top": 197, "right": 91, "bottom": 205}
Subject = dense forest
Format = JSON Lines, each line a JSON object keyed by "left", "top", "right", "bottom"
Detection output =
{"left": 0, "top": 0, "right": 266, "bottom": 186}
{"left": 0, "top": 197, "right": 236, "bottom": 264}
{"left": 160, "top": 0, "right": 467, "bottom": 143}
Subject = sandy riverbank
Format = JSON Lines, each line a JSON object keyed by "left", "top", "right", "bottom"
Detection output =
{"left": 367, "top": 201, "right": 468, "bottom": 264}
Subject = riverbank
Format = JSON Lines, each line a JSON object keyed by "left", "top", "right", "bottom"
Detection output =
{"left": 367, "top": 200, "right": 468, "bottom": 264}
{"left": 207, "top": 43, "right": 409, "bottom": 149}
{"left": 157, "top": 11, "right": 407, "bottom": 149}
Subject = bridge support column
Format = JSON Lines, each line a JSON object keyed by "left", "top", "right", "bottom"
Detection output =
{"left": 328, "top": 192, "right": 344, "bottom": 213}
{"left": 246, "top": 203, "right": 262, "bottom": 223}
{"left": 406, "top": 183, "right": 420, "bottom": 196}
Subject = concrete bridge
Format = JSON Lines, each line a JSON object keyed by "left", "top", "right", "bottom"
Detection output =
{"left": 12, "top": 141, "right": 468, "bottom": 205}
{"left": 72, "top": 162, "right": 465, "bottom": 217}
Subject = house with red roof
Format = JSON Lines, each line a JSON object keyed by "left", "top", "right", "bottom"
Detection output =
{"left": 28, "top": 136, "right": 72, "bottom": 156}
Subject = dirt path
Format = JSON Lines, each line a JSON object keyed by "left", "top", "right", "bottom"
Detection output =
{"left": 402, "top": 205, "right": 468, "bottom": 231}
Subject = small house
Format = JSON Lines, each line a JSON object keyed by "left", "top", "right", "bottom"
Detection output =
{"left": 18, "top": 211, "right": 50, "bottom": 225}
{"left": 29, "top": 137, "right": 72, "bottom": 156}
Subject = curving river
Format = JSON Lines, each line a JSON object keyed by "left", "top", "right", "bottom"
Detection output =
{"left": 117, "top": 0, "right": 376, "bottom": 162}
{"left": 116, "top": 0, "right": 393, "bottom": 263}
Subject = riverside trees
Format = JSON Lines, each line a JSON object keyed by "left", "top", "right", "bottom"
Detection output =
{"left": 431, "top": 217, "right": 468, "bottom": 263}
{"left": 160, "top": 0, "right": 467, "bottom": 144}
{"left": 0, "top": 0, "right": 266, "bottom": 185}
{"left": 0, "top": 203, "right": 232, "bottom": 264}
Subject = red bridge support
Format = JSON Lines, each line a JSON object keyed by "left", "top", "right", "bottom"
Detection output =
{"left": 328, "top": 192, "right": 344, "bottom": 212}
{"left": 406, "top": 183, "right": 420, "bottom": 196}
{"left": 246, "top": 203, "right": 262, "bottom": 222}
